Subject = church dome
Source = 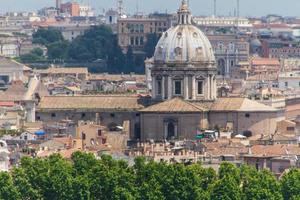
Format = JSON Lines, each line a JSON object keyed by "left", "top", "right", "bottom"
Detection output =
{"left": 153, "top": 0, "right": 215, "bottom": 66}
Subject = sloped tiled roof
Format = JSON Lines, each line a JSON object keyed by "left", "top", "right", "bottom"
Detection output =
{"left": 204, "top": 140, "right": 248, "bottom": 156}
{"left": 251, "top": 58, "right": 280, "bottom": 66}
{"left": 0, "top": 81, "right": 27, "bottom": 101}
{"left": 0, "top": 57, "right": 24, "bottom": 70}
{"left": 258, "top": 134, "right": 297, "bottom": 142}
{"left": 37, "top": 67, "right": 88, "bottom": 74}
{"left": 250, "top": 144, "right": 300, "bottom": 157}
{"left": 210, "top": 98, "right": 278, "bottom": 112}
{"left": 38, "top": 95, "right": 147, "bottom": 111}
{"left": 140, "top": 98, "right": 207, "bottom": 113}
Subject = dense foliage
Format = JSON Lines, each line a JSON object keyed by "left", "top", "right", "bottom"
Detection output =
{"left": 29, "top": 25, "right": 148, "bottom": 73}
{"left": 32, "top": 28, "right": 65, "bottom": 46}
{"left": 19, "top": 48, "right": 46, "bottom": 63}
{"left": 1, "top": 152, "right": 300, "bottom": 200}
{"left": 68, "top": 26, "right": 125, "bottom": 68}
{"left": 144, "top": 33, "right": 160, "bottom": 59}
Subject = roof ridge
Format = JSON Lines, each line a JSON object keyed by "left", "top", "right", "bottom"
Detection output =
{"left": 183, "top": 99, "right": 205, "bottom": 111}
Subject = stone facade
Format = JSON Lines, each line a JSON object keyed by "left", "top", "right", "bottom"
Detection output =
{"left": 37, "top": 110, "right": 141, "bottom": 139}
{"left": 207, "top": 34, "right": 249, "bottom": 77}
{"left": 151, "top": 67, "right": 217, "bottom": 101}
{"left": 209, "top": 111, "right": 283, "bottom": 136}
{"left": 117, "top": 14, "right": 173, "bottom": 54}
{"left": 141, "top": 112, "right": 208, "bottom": 141}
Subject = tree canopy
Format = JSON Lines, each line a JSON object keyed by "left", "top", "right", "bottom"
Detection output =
{"left": 32, "top": 26, "right": 129, "bottom": 73}
{"left": 29, "top": 26, "right": 163, "bottom": 73}
{"left": 1, "top": 152, "right": 298, "bottom": 200}
{"left": 68, "top": 25, "right": 125, "bottom": 72}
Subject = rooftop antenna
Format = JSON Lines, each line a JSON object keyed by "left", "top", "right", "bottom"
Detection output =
{"left": 136, "top": 0, "right": 139, "bottom": 15}
{"left": 213, "top": 0, "right": 216, "bottom": 17}
{"left": 237, "top": 0, "right": 240, "bottom": 19}
{"left": 117, "top": 0, "right": 124, "bottom": 16}
{"left": 235, "top": 0, "right": 240, "bottom": 35}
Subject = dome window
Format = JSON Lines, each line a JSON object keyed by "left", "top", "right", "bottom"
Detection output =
{"left": 174, "top": 47, "right": 182, "bottom": 56}
{"left": 195, "top": 47, "right": 203, "bottom": 59}
{"left": 157, "top": 46, "right": 164, "bottom": 54}
{"left": 177, "top": 32, "right": 182, "bottom": 38}
{"left": 193, "top": 32, "right": 198, "bottom": 38}
{"left": 164, "top": 32, "right": 168, "bottom": 37}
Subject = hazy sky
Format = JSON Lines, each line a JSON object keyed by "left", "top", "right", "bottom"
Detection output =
{"left": 0, "top": 0, "right": 300, "bottom": 17}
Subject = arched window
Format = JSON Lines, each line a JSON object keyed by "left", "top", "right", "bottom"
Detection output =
{"left": 218, "top": 42, "right": 224, "bottom": 50}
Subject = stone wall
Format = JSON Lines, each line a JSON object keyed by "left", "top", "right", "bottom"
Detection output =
{"left": 140, "top": 112, "right": 208, "bottom": 141}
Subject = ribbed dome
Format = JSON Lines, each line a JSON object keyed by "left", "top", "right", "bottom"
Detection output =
{"left": 153, "top": 0, "right": 215, "bottom": 66}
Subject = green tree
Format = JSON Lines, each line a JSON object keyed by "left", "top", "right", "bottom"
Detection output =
{"left": 242, "top": 168, "right": 283, "bottom": 200}
{"left": 144, "top": 33, "right": 160, "bottom": 58}
{"left": 47, "top": 41, "right": 69, "bottom": 60}
{"left": 210, "top": 176, "right": 242, "bottom": 200}
{"left": 33, "top": 28, "right": 64, "bottom": 46}
{"left": 281, "top": 169, "right": 300, "bottom": 200}
{"left": 11, "top": 168, "right": 41, "bottom": 200}
{"left": 0, "top": 172, "right": 20, "bottom": 200}
{"left": 125, "top": 46, "right": 135, "bottom": 73}
{"left": 30, "top": 48, "right": 44, "bottom": 57}
{"left": 19, "top": 48, "right": 46, "bottom": 63}
{"left": 219, "top": 162, "right": 240, "bottom": 184}
{"left": 68, "top": 25, "right": 125, "bottom": 72}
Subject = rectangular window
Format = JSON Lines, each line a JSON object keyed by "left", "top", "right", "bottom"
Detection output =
{"left": 130, "top": 37, "right": 134, "bottom": 45}
{"left": 140, "top": 37, "right": 144, "bottom": 45}
{"left": 98, "top": 129, "right": 102, "bottom": 137}
{"left": 157, "top": 80, "right": 162, "bottom": 95}
{"left": 174, "top": 80, "right": 182, "bottom": 95}
{"left": 285, "top": 82, "right": 288, "bottom": 87}
{"left": 135, "top": 37, "right": 139, "bottom": 46}
{"left": 197, "top": 81, "right": 203, "bottom": 95}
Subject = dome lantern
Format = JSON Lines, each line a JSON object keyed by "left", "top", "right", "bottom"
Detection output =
{"left": 178, "top": 0, "right": 191, "bottom": 25}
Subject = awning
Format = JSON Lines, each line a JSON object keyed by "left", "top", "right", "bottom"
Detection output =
{"left": 35, "top": 130, "right": 45, "bottom": 136}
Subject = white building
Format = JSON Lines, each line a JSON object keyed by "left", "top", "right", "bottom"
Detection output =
{"left": 193, "top": 16, "right": 252, "bottom": 28}
{"left": 79, "top": 5, "right": 95, "bottom": 17}
{"left": 278, "top": 71, "right": 300, "bottom": 89}
{"left": 105, "top": 9, "right": 119, "bottom": 25}
{"left": 50, "top": 24, "right": 91, "bottom": 41}
{"left": 0, "top": 57, "right": 24, "bottom": 83}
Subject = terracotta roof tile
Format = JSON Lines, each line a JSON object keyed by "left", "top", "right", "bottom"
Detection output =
{"left": 250, "top": 144, "right": 300, "bottom": 157}
{"left": 210, "top": 98, "right": 278, "bottom": 112}
{"left": 140, "top": 98, "right": 207, "bottom": 113}
{"left": 38, "top": 67, "right": 88, "bottom": 74}
{"left": 38, "top": 95, "right": 147, "bottom": 111}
